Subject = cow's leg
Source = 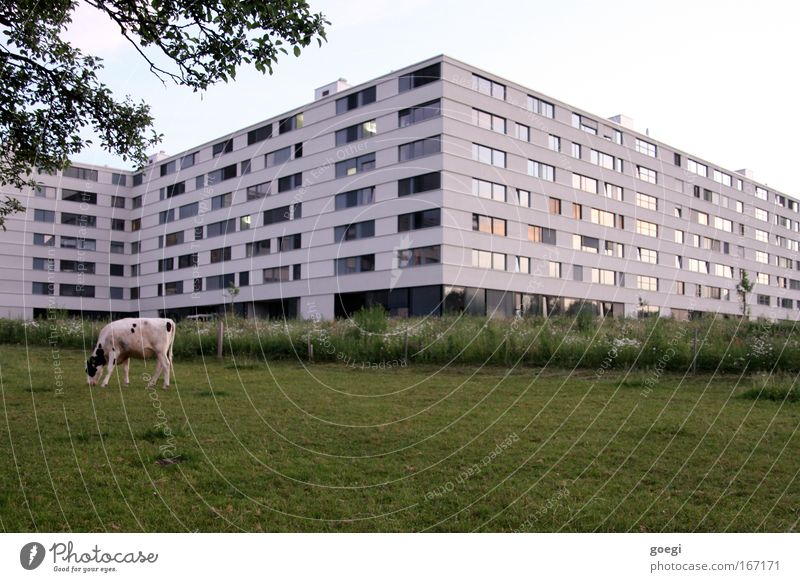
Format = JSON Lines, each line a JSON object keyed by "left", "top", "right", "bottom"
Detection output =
{"left": 100, "top": 358, "right": 116, "bottom": 387}
{"left": 121, "top": 358, "right": 130, "bottom": 386}
{"left": 158, "top": 351, "right": 171, "bottom": 390}
{"left": 147, "top": 359, "right": 162, "bottom": 388}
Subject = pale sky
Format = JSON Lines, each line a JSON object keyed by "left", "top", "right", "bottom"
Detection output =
{"left": 67, "top": 0, "right": 800, "bottom": 195}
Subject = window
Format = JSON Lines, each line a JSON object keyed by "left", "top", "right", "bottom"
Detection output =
{"left": 591, "top": 268, "right": 616, "bottom": 286}
{"left": 636, "top": 192, "right": 658, "bottom": 211}
{"left": 178, "top": 152, "right": 196, "bottom": 170}
{"left": 548, "top": 135, "right": 561, "bottom": 152}
{"left": 571, "top": 142, "right": 582, "bottom": 158}
{"left": 637, "top": 166, "right": 657, "bottom": 184}
{"left": 178, "top": 253, "right": 198, "bottom": 269}
{"left": 548, "top": 261, "right": 561, "bottom": 278}
{"left": 247, "top": 124, "right": 272, "bottom": 145}
{"left": 110, "top": 173, "right": 127, "bottom": 186}
{"left": 336, "top": 119, "right": 379, "bottom": 144}
{"left": 713, "top": 169, "right": 732, "bottom": 187}
{"left": 109, "top": 287, "right": 124, "bottom": 300}
{"left": 61, "top": 213, "right": 96, "bottom": 227}
{"left": 511, "top": 256, "right": 530, "bottom": 274}
{"left": 132, "top": 173, "right": 143, "bottom": 186}
{"left": 635, "top": 138, "right": 657, "bottom": 157}
{"left": 687, "top": 159, "right": 708, "bottom": 177}
{"left": 132, "top": 196, "right": 142, "bottom": 209}
{"left": 472, "top": 143, "right": 505, "bottom": 167}
{"left": 398, "top": 245, "right": 440, "bottom": 268}
{"left": 335, "top": 254, "right": 375, "bottom": 275}
{"left": 590, "top": 149, "right": 623, "bottom": 172}
{"left": 179, "top": 202, "right": 199, "bottom": 219}
{"left": 32, "top": 282, "right": 54, "bottom": 296}
{"left": 265, "top": 146, "right": 291, "bottom": 167}
{"left": 472, "top": 109, "right": 506, "bottom": 133}
{"left": 687, "top": 258, "right": 709, "bottom": 274}
{"left": 34, "top": 209, "right": 55, "bottom": 223}
{"left": 589, "top": 208, "right": 620, "bottom": 228}
{"left": 62, "top": 189, "right": 97, "bottom": 204}
{"left": 572, "top": 235, "right": 600, "bottom": 254}
{"left": 159, "top": 209, "right": 175, "bottom": 224}
{"left": 528, "top": 225, "right": 556, "bottom": 245}
{"left": 572, "top": 113, "right": 597, "bottom": 135}
{"left": 528, "top": 160, "right": 555, "bottom": 181}
{"left": 60, "top": 284, "right": 95, "bottom": 298}
{"left": 160, "top": 181, "right": 185, "bottom": 199}
{"left": 638, "top": 248, "right": 658, "bottom": 264}
{"left": 63, "top": 166, "right": 98, "bottom": 181}
{"left": 398, "top": 209, "right": 440, "bottom": 231}
{"left": 212, "top": 139, "right": 233, "bottom": 157}
{"left": 278, "top": 172, "right": 302, "bottom": 192}
{"left": 604, "top": 241, "right": 624, "bottom": 257}
{"left": 206, "top": 218, "right": 236, "bottom": 238}
{"left": 398, "top": 63, "right": 440, "bottom": 92}
{"left": 262, "top": 266, "right": 292, "bottom": 284}
{"left": 108, "top": 240, "right": 123, "bottom": 253}
{"left": 604, "top": 183, "right": 623, "bottom": 201}
{"left": 472, "top": 249, "right": 506, "bottom": 271}
{"left": 572, "top": 203, "right": 583, "bottom": 220}
{"left": 755, "top": 186, "right": 768, "bottom": 200}
{"left": 207, "top": 164, "right": 237, "bottom": 185}
{"left": 637, "top": 275, "right": 658, "bottom": 291}
{"left": 548, "top": 198, "right": 561, "bottom": 215}
{"left": 472, "top": 214, "right": 506, "bottom": 236}
{"left": 335, "top": 220, "right": 375, "bottom": 242}
{"left": 472, "top": 178, "right": 506, "bottom": 201}
{"left": 754, "top": 208, "right": 768, "bottom": 222}
{"left": 33, "top": 232, "right": 56, "bottom": 247}
{"left": 399, "top": 100, "right": 440, "bottom": 128}
{"left": 336, "top": 86, "right": 376, "bottom": 114}
{"left": 32, "top": 257, "right": 55, "bottom": 271}
{"left": 674, "top": 230, "right": 684, "bottom": 244}
{"left": 206, "top": 273, "right": 235, "bottom": 291}
{"left": 239, "top": 271, "right": 250, "bottom": 287}
{"left": 517, "top": 189, "right": 530, "bottom": 207}
{"left": 160, "top": 160, "right": 176, "bottom": 177}
{"left": 636, "top": 219, "right": 658, "bottom": 237}
{"left": 278, "top": 233, "right": 302, "bottom": 251}
{"left": 399, "top": 172, "right": 440, "bottom": 196}
{"left": 210, "top": 247, "right": 232, "bottom": 264}
{"left": 34, "top": 185, "right": 54, "bottom": 198}
{"left": 335, "top": 187, "right": 374, "bottom": 210}
{"left": 165, "top": 231, "right": 184, "bottom": 247}
{"left": 472, "top": 74, "right": 505, "bottom": 99}
{"left": 247, "top": 181, "right": 271, "bottom": 200}
{"left": 336, "top": 153, "right": 376, "bottom": 177}
{"left": 111, "top": 218, "right": 125, "bottom": 231}
{"left": 111, "top": 195, "right": 125, "bottom": 208}
{"left": 757, "top": 294, "right": 770, "bottom": 306}
{"left": 110, "top": 264, "right": 124, "bottom": 277}
{"left": 245, "top": 239, "right": 270, "bottom": 257}
{"left": 157, "top": 258, "right": 174, "bottom": 272}
{"left": 263, "top": 203, "right": 301, "bottom": 225}
{"left": 239, "top": 215, "right": 253, "bottom": 231}
{"left": 527, "top": 95, "right": 555, "bottom": 118}
{"left": 516, "top": 124, "right": 530, "bottom": 142}
{"left": 572, "top": 173, "right": 598, "bottom": 194}
{"left": 279, "top": 112, "right": 303, "bottom": 134}
{"left": 674, "top": 153, "right": 682, "bottom": 167}
{"left": 399, "top": 136, "right": 441, "bottom": 161}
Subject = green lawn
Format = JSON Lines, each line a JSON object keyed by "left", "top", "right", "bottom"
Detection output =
{"left": 0, "top": 346, "right": 797, "bottom": 532}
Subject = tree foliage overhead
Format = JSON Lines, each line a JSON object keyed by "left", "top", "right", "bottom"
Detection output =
{"left": 0, "top": 0, "right": 327, "bottom": 227}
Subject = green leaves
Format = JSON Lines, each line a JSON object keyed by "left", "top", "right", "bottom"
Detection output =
{"left": 0, "top": 0, "right": 328, "bottom": 228}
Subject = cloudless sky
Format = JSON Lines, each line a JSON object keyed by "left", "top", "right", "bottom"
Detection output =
{"left": 67, "top": 0, "right": 800, "bottom": 195}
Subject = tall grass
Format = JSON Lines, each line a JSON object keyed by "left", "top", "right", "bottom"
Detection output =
{"left": 4, "top": 311, "right": 800, "bottom": 373}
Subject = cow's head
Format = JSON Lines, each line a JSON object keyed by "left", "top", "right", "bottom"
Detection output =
{"left": 86, "top": 345, "right": 106, "bottom": 385}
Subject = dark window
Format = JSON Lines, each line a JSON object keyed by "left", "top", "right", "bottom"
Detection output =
{"left": 165, "top": 231, "right": 184, "bottom": 247}
{"left": 161, "top": 181, "right": 186, "bottom": 199}
{"left": 63, "top": 166, "right": 98, "bottom": 181}
{"left": 397, "top": 245, "right": 440, "bottom": 268}
{"left": 279, "top": 113, "right": 303, "bottom": 134}
{"left": 399, "top": 136, "right": 440, "bottom": 161}
{"left": 335, "top": 153, "right": 375, "bottom": 178}
{"left": 160, "top": 160, "right": 176, "bottom": 177}
{"left": 34, "top": 209, "right": 55, "bottom": 223}
{"left": 64, "top": 237, "right": 97, "bottom": 251}
{"left": 335, "top": 86, "right": 377, "bottom": 114}
{"left": 335, "top": 254, "right": 375, "bottom": 275}
{"left": 247, "top": 181, "right": 271, "bottom": 200}
{"left": 111, "top": 218, "right": 125, "bottom": 231}
{"left": 32, "top": 282, "right": 55, "bottom": 295}
{"left": 178, "top": 253, "right": 198, "bottom": 269}
{"left": 335, "top": 120, "right": 377, "bottom": 146}
{"left": 240, "top": 159, "right": 251, "bottom": 175}
{"left": 132, "top": 173, "right": 143, "bottom": 186}
{"left": 674, "top": 152, "right": 682, "bottom": 166}
{"left": 247, "top": 124, "right": 272, "bottom": 145}
{"left": 33, "top": 233, "right": 55, "bottom": 246}
{"left": 210, "top": 247, "right": 232, "bottom": 264}
{"left": 207, "top": 164, "right": 237, "bottom": 185}
{"left": 294, "top": 143, "right": 303, "bottom": 158}
{"left": 110, "top": 287, "right": 124, "bottom": 300}
{"left": 398, "top": 209, "right": 440, "bottom": 231}
{"left": 181, "top": 153, "right": 196, "bottom": 169}
{"left": 62, "top": 189, "right": 97, "bottom": 204}
{"left": 110, "top": 264, "right": 124, "bottom": 276}
{"left": 398, "top": 100, "right": 440, "bottom": 127}
{"left": 334, "top": 220, "right": 375, "bottom": 242}
{"left": 265, "top": 146, "right": 291, "bottom": 167}
{"left": 32, "top": 257, "right": 55, "bottom": 271}
{"left": 130, "top": 287, "right": 140, "bottom": 300}
{"left": 61, "top": 213, "right": 96, "bottom": 227}
{"left": 212, "top": 139, "right": 233, "bottom": 157}
{"left": 60, "top": 284, "right": 95, "bottom": 297}
{"left": 398, "top": 172, "right": 441, "bottom": 196}
{"left": 278, "top": 172, "right": 302, "bottom": 192}
{"left": 111, "top": 195, "right": 125, "bottom": 208}
{"left": 206, "top": 273, "right": 235, "bottom": 291}
{"left": 159, "top": 209, "right": 175, "bottom": 224}
{"left": 165, "top": 281, "right": 183, "bottom": 296}
{"left": 206, "top": 218, "right": 236, "bottom": 238}
{"left": 264, "top": 203, "right": 301, "bottom": 225}
{"left": 179, "top": 202, "right": 199, "bottom": 219}
{"left": 132, "top": 195, "right": 142, "bottom": 209}
{"left": 158, "top": 258, "right": 174, "bottom": 272}
{"left": 239, "top": 271, "right": 250, "bottom": 287}
{"left": 111, "top": 173, "right": 127, "bottom": 186}
{"left": 245, "top": 239, "right": 270, "bottom": 257}
{"left": 194, "top": 226, "right": 204, "bottom": 240}
{"left": 193, "top": 278, "right": 202, "bottom": 293}
{"left": 335, "top": 187, "right": 374, "bottom": 210}
{"left": 211, "top": 192, "right": 232, "bottom": 210}
{"left": 278, "top": 233, "right": 302, "bottom": 252}
{"left": 398, "top": 63, "right": 441, "bottom": 92}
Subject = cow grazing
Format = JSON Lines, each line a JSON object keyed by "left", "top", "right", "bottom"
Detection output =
{"left": 86, "top": 318, "right": 176, "bottom": 389}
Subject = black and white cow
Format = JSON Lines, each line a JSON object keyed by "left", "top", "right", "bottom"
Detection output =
{"left": 86, "top": 318, "right": 176, "bottom": 389}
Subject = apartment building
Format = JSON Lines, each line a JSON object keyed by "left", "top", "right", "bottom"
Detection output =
{"left": 1, "top": 55, "right": 797, "bottom": 321}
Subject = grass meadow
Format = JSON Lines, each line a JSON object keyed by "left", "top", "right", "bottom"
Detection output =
{"left": 0, "top": 330, "right": 798, "bottom": 532}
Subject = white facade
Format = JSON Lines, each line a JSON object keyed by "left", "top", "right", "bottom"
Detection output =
{"left": 1, "top": 55, "right": 797, "bottom": 321}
